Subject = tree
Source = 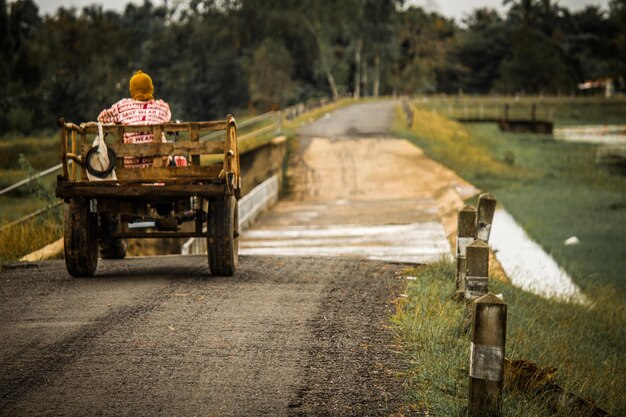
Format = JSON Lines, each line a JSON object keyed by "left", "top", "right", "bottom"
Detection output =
{"left": 298, "top": 0, "right": 340, "bottom": 100}
{"left": 6, "top": 0, "right": 42, "bottom": 130}
{"left": 248, "top": 38, "right": 296, "bottom": 110}
{"left": 496, "top": 0, "right": 577, "bottom": 93}
{"left": 0, "top": 0, "right": 12, "bottom": 130}
{"left": 609, "top": 0, "right": 626, "bottom": 82}
{"left": 455, "top": 8, "right": 509, "bottom": 93}
{"left": 388, "top": 6, "right": 456, "bottom": 94}
{"left": 496, "top": 27, "right": 576, "bottom": 93}
{"left": 566, "top": 6, "right": 619, "bottom": 82}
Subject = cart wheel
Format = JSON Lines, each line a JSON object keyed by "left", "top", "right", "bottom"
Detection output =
{"left": 208, "top": 195, "right": 238, "bottom": 276}
{"left": 64, "top": 198, "right": 98, "bottom": 277}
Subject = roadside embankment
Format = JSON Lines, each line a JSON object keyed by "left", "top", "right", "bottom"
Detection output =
{"left": 393, "top": 103, "right": 625, "bottom": 299}
{"left": 393, "top": 261, "right": 625, "bottom": 416}
{"left": 391, "top": 101, "right": 625, "bottom": 416}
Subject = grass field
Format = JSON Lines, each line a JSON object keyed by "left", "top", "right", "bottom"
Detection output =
{"left": 394, "top": 261, "right": 625, "bottom": 416}
{"left": 391, "top": 97, "right": 625, "bottom": 415}
{"left": 0, "top": 211, "right": 62, "bottom": 265}
{"left": 0, "top": 133, "right": 60, "bottom": 223}
{"left": 0, "top": 132, "right": 62, "bottom": 265}
{"left": 393, "top": 98, "right": 626, "bottom": 297}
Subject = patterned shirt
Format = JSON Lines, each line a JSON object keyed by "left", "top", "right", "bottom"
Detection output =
{"left": 97, "top": 98, "right": 172, "bottom": 167}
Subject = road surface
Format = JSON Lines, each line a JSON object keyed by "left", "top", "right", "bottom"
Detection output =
{"left": 0, "top": 256, "right": 404, "bottom": 416}
{"left": 241, "top": 101, "right": 476, "bottom": 262}
{"left": 0, "top": 100, "right": 475, "bottom": 416}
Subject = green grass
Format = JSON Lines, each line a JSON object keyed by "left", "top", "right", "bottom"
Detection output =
{"left": 0, "top": 133, "right": 60, "bottom": 224}
{"left": 0, "top": 133, "right": 59, "bottom": 172}
{"left": 393, "top": 104, "right": 626, "bottom": 298}
{"left": 394, "top": 261, "right": 626, "bottom": 416}
{"left": 0, "top": 210, "right": 63, "bottom": 266}
{"left": 391, "top": 97, "right": 625, "bottom": 416}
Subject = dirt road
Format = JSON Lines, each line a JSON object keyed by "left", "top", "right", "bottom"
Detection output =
{"left": 0, "top": 100, "right": 474, "bottom": 416}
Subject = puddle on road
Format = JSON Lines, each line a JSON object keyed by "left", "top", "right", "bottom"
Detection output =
{"left": 554, "top": 125, "right": 626, "bottom": 145}
{"left": 490, "top": 209, "right": 587, "bottom": 304}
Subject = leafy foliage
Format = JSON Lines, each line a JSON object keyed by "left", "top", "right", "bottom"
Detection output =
{"left": 0, "top": 0, "right": 624, "bottom": 134}
{"left": 248, "top": 38, "right": 296, "bottom": 110}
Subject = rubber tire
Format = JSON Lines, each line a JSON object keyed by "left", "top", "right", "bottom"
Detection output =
{"left": 64, "top": 199, "right": 98, "bottom": 277}
{"left": 208, "top": 195, "right": 238, "bottom": 276}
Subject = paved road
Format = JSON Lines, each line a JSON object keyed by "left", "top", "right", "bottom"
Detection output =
{"left": 0, "top": 256, "right": 404, "bottom": 416}
{"left": 297, "top": 101, "right": 397, "bottom": 139}
{"left": 240, "top": 101, "right": 473, "bottom": 263}
{"left": 1, "top": 101, "right": 434, "bottom": 417}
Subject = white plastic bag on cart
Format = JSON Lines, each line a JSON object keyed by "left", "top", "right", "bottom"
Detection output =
{"left": 86, "top": 122, "right": 117, "bottom": 181}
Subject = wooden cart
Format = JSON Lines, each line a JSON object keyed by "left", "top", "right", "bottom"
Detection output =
{"left": 55, "top": 116, "right": 241, "bottom": 277}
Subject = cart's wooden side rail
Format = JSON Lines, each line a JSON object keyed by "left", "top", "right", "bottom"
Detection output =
{"left": 56, "top": 180, "right": 226, "bottom": 199}
{"left": 224, "top": 115, "right": 240, "bottom": 181}
{"left": 110, "top": 165, "right": 224, "bottom": 181}
{"left": 105, "top": 141, "right": 224, "bottom": 158}
{"left": 78, "top": 121, "right": 228, "bottom": 135}
{"left": 59, "top": 118, "right": 239, "bottom": 188}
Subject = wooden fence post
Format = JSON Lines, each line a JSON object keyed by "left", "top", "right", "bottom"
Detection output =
{"left": 403, "top": 99, "right": 413, "bottom": 128}
{"left": 465, "top": 240, "right": 489, "bottom": 300}
{"left": 456, "top": 205, "right": 477, "bottom": 294}
{"left": 469, "top": 293, "right": 507, "bottom": 417}
{"left": 275, "top": 111, "right": 283, "bottom": 134}
{"left": 477, "top": 193, "right": 496, "bottom": 243}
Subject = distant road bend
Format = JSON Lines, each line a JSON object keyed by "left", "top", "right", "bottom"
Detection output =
{"left": 0, "top": 100, "right": 474, "bottom": 416}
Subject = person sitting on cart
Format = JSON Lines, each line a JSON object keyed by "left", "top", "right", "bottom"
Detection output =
{"left": 95, "top": 70, "right": 184, "bottom": 258}
{"left": 97, "top": 70, "right": 188, "bottom": 168}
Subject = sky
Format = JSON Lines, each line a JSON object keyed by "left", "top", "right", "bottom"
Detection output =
{"left": 413, "top": 0, "right": 610, "bottom": 22}
{"left": 34, "top": 0, "right": 611, "bottom": 23}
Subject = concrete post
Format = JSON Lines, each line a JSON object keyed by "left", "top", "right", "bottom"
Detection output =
{"left": 465, "top": 240, "right": 489, "bottom": 300}
{"left": 477, "top": 193, "right": 496, "bottom": 243}
{"left": 469, "top": 293, "right": 507, "bottom": 417}
{"left": 456, "top": 204, "right": 477, "bottom": 293}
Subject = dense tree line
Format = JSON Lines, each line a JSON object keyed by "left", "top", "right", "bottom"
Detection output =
{"left": 1, "top": 0, "right": 624, "bottom": 133}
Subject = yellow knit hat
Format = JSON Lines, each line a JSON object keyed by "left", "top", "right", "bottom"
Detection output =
{"left": 129, "top": 70, "right": 154, "bottom": 101}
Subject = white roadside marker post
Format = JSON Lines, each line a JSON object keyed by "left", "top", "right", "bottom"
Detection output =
{"left": 477, "top": 193, "right": 496, "bottom": 243}
{"left": 469, "top": 292, "right": 507, "bottom": 417}
{"left": 456, "top": 204, "right": 477, "bottom": 295}
{"left": 465, "top": 240, "right": 490, "bottom": 300}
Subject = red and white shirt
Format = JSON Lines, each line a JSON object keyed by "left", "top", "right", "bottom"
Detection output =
{"left": 98, "top": 98, "right": 172, "bottom": 168}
